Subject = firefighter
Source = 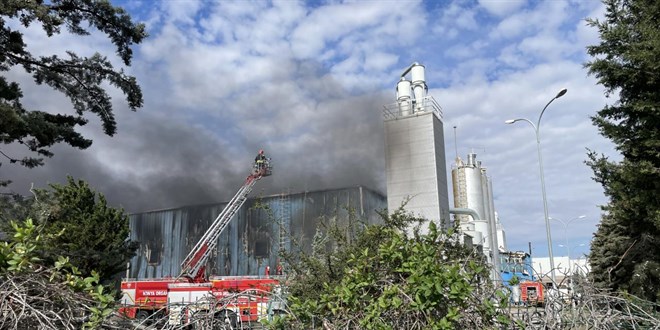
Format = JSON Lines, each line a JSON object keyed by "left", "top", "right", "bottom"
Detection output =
{"left": 255, "top": 149, "right": 267, "bottom": 170}
{"left": 276, "top": 263, "right": 283, "bottom": 275}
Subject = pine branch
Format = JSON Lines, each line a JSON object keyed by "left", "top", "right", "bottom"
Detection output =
{"left": 607, "top": 239, "right": 637, "bottom": 283}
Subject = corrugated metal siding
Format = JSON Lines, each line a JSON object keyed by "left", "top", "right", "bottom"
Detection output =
{"left": 127, "top": 186, "right": 386, "bottom": 279}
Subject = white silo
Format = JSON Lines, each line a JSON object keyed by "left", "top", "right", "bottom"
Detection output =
{"left": 383, "top": 62, "right": 450, "bottom": 234}
{"left": 453, "top": 153, "right": 488, "bottom": 222}
{"left": 451, "top": 152, "right": 501, "bottom": 263}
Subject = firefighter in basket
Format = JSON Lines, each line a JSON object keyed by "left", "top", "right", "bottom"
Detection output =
{"left": 254, "top": 149, "right": 267, "bottom": 175}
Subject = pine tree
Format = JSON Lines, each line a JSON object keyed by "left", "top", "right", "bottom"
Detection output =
{"left": 0, "top": 0, "right": 146, "bottom": 186}
{"left": 585, "top": 0, "right": 660, "bottom": 302}
{"left": 24, "top": 177, "right": 137, "bottom": 283}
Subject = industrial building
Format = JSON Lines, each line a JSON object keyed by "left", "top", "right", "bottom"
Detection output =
{"left": 126, "top": 186, "right": 386, "bottom": 278}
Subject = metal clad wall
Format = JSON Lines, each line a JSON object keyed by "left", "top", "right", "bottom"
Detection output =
{"left": 432, "top": 113, "right": 450, "bottom": 225}
{"left": 384, "top": 111, "right": 450, "bottom": 233}
{"left": 127, "top": 186, "right": 385, "bottom": 279}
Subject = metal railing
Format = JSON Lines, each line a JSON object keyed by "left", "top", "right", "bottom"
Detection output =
{"left": 382, "top": 95, "right": 443, "bottom": 120}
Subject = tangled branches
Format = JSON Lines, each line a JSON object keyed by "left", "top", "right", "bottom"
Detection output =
{"left": 0, "top": 219, "right": 115, "bottom": 330}
{"left": 0, "top": 267, "right": 103, "bottom": 329}
{"left": 503, "top": 267, "right": 660, "bottom": 330}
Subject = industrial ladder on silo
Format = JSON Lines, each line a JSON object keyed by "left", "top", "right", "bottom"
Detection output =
{"left": 179, "top": 157, "right": 272, "bottom": 282}
{"left": 456, "top": 168, "right": 469, "bottom": 223}
{"left": 278, "top": 190, "right": 291, "bottom": 256}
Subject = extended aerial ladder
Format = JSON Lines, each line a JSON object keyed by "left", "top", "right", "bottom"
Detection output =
{"left": 179, "top": 156, "right": 272, "bottom": 283}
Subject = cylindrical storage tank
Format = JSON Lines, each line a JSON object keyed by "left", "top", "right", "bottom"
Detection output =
{"left": 465, "top": 166, "right": 486, "bottom": 221}
{"left": 396, "top": 79, "right": 412, "bottom": 116}
{"left": 411, "top": 64, "right": 426, "bottom": 112}
{"left": 451, "top": 168, "right": 468, "bottom": 224}
{"left": 397, "top": 78, "right": 412, "bottom": 99}
{"left": 472, "top": 220, "right": 490, "bottom": 249}
{"left": 410, "top": 63, "right": 426, "bottom": 85}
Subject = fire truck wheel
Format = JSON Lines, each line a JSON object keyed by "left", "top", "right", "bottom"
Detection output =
{"left": 135, "top": 310, "right": 150, "bottom": 323}
{"left": 214, "top": 310, "right": 238, "bottom": 329}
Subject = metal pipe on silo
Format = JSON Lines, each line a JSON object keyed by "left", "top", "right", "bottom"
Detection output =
{"left": 396, "top": 78, "right": 412, "bottom": 116}
{"left": 400, "top": 61, "right": 420, "bottom": 77}
{"left": 449, "top": 207, "right": 483, "bottom": 246}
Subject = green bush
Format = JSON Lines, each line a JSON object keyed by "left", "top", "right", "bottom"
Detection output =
{"left": 277, "top": 206, "right": 512, "bottom": 330}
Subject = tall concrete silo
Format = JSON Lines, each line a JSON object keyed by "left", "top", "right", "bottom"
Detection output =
{"left": 383, "top": 62, "right": 450, "bottom": 233}
{"left": 451, "top": 152, "right": 503, "bottom": 263}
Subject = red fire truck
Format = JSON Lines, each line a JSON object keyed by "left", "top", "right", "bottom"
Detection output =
{"left": 119, "top": 154, "right": 285, "bottom": 327}
{"left": 520, "top": 281, "right": 545, "bottom": 306}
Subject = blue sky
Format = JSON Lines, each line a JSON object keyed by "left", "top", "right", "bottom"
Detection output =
{"left": 4, "top": 0, "right": 615, "bottom": 260}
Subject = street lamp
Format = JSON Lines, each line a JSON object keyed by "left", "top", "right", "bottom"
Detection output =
{"left": 552, "top": 214, "right": 586, "bottom": 273}
{"left": 558, "top": 242, "right": 586, "bottom": 299}
{"left": 571, "top": 244, "right": 588, "bottom": 275}
{"left": 558, "top": 242, "right": 587, "bottom": 273}
{"left": 505, "top": 88, "right": 567, "bottom": 285}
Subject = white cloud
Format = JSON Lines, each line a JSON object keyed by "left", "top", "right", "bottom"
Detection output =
{"left": 431, "top": 2, "right": 479, "bottom": 40}
{"left": 290, "top": 2, "right": 386, "bottom": 59}
{"left": 162, "top": 0, "right": 202, "bottom": 25}
{"left": 364, "top": 52, "right": 399, "bottom": 71}
{"left": 517, "top": 32, "right": 575, "bottom": 61}
{"left": 489, "top": 11, "right": 530, "bottom": 40}
{"left": 479, "top": 0, "right": 528, "bottom": 17}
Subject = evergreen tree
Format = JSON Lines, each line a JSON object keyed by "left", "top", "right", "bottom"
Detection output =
{"left": 22, "top": 177, "right": 136, "bottom": 283}
{"left": 585, "top": 0, "right": 660, "bottom": 302}
{"left": 0, "top": 0, "right": 146, "bottom": 186}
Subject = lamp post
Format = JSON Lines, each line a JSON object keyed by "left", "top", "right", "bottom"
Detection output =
{"left": 551, "top": 215, "right": 586, "bottom": 274}
{"left": 505, "top": 88, "right": 567, "bottom": 286}
{"left": 558, "top": 243, "right": 586, "bottom": 273}
{"left": 571, "top": 244, "right": 588, "bottom": 275}
{"left": 558, "top": 242, "right": 586, "bottom": 302}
